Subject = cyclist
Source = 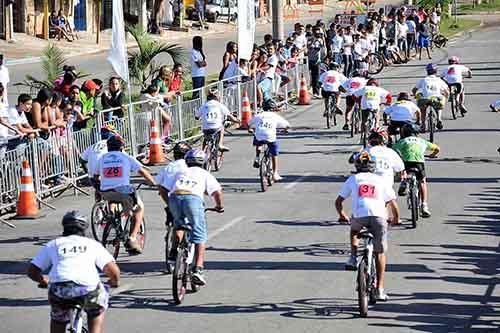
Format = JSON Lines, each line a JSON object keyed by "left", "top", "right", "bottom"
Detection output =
{"left": 353, "top": 78, "right": 392, "bottom": 133}
{"left": 195, "top": 88, "right": 240, "bottom": 152}
{"left": 335, "top": 152, "right": 399, "bottom": 301}
{"left": 440, "top": 56, "right": 472, "bottom": 114}
{"left": 27, "top": 210, "right": 120, "bottom": 333}
{"left": 80, "top": 125, "right": 117, "bottom": 202}
{"left": 319, "top": 62, "right": 347, "bottom": 117}
{"left": 392, "top": 123, "right": 440, "bottom": 218}
{"left": 340, "top": 70, "right": 367, "bottom": 131}
{"left": 157, "top": 142, "right": 190, "bottom": 204}
{"left": 383, "top": 92, "right": 421, "bottom": 144}
{"left": 248, "top": 111, "right": 291, "bottom": 182}
{"left": 95, "top": 134, "right": 156, "bottom": 254}
{"left": 412, "top": 63, "right": 449, "bottom": 131}
{"left": 166, "top": 149, "right": 224, "bottom": 286}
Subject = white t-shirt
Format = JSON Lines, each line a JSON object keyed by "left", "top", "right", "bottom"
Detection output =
{"left": 156, "top": 159, "right": 188, "bottom": 191}
{"left": 191, "top": 49, "right": 206, "bottom": 78}
{"left": 249, "top": 111, "right": 290, "bottom": 143}
{"left": 167, "top": 166, "right": 221, "bottom": 199}
{"left": 97, "top": 151, "right": 143, "bottom": 191}
{"left": 0, "top": 105, "right": 10, "bottom": 143}
{"left": 397, "top": 21, "right": 408, "bottom": 38}
{"left": 266, "top": 54, "right": 279, "bottom": 79}
{"left": 342, "top": 35, "right": 354, "bottom": 55}
{"left": 7, "top": 106, "right": 28, "bottom": 126}
{"left": 31, "top": 235, "right": 114, "bottom": 288}
{"left": 195, "top": 100, "right": 230, "bottom": 130}
{"left": 338, "top": 172, "right": 396, "bottom": 219}
{"left": 81, "top": 140, "right": 108, "bottom": 177}
{"left": 383, "top": 100, "right": 420, "bottom": 122}
{"left": 222, "top": 59, "right": 239, "bottom": 81}
{"left": 440, "top": 65, "right": 470, "bottom": 84}
{"left": 415, "top": 75, "right": 449, "bottom": 98}
{"left": 364, "top": 146, "right": 405, "bottom": 186}
{"left": 319, "top": 70, "right": 347, "bottom": 92}
{"left": 331, "top": 35, "right": 343, "bottom": 53}
{"left": 0, "top": 65, "right": 9, "bottom": 90}
{"left": 354, "top": 86, "right": 391, "bottom": 110}
{"left": 342, "top": 77, "right": 367, "bottom": 95}
{"left": 294, "top": 33, "right": 308, "bottom": 50}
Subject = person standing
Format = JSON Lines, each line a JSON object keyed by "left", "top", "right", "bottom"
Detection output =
{"left": 191, "top": 36, "right": 207, "bottom": 99}
{"left": 196, "top": 0, "right": 206, "bottom": 30}
{"left": 308, "top": 26, "right": 326, "bottom": 98}
{"left": 0, "top": 54, "right": 9, "bottom": 105}
{"left": 101, "top": 77, "right": 125, "bottom": 120}
{"left": 342, "top": 26, "right": 354, "bottom": 78}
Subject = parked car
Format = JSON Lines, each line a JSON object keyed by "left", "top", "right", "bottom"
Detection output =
{"left": 187, "top": 0, "right": 237, "bottom": 23}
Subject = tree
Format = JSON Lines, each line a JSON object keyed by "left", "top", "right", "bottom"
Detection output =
{"left": 127, "top": 24, "right": 187, "bottom": 90}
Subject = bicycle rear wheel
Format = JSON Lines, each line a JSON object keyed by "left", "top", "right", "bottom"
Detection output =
{"left": 357, "top": 260, "right": 369, "bottom": 318}
{"left": 331, "top": 95, "right": 338, "bottom": 126}
{"left": 351, "top": 108, "right": 359, "bottom": 138}
{"left": 172, "top": 248, "right": 188, "bottom": 305}
{"left": 367, "top": 53, "right": 384, "bottom": 75}
{"left": 326, "top": 103, "right": 331, "bottom": 129}
{"left": 214, "top": 150, "right": 224, "bottom": 171}
{"left": 368, "top": 256, "right": 378, "bottom": 305}
{"left": 90, "top": 201, "right": 108, "bottom": 242}
{"left": 428, "top": 108, "right": 435, "bottom": 143}
{"left": 410, "top": 188, "right": 418, "bottom": 229}
{"left": 450, "top": 93, "right": 457, "bottom": 120}
{"left": 164, "top": 224, "right": 174, "bottom": 274}
{"left": 259, "top": 156, "right": 269, "bottom": 192}
{"left": 203, "top": 145, "right": 213, "bottom": 172}
{"left": 102, "top": 220, "right": 120, "bottom": 259}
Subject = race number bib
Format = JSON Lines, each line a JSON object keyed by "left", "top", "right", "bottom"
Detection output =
{"left": 447, "top": 68, "right": 456, "bottom": 75}
{"left": 258, "top": 120, "right": 274, "bottom": 130}
{"left": 206, "top": 110, "right": 219, "bottom": 121}
{"left": 365, "top": 90, "right": 377, "bottom": 100}
{"left": 59, "top": 245, "right": 88, "bottom": 257}
{"left": 350, "top": 81, "right": 361, "bottom": 89}
{"left": 103, "top": 167, "right": 123, "bottom": 178}
{"left": 376, "top": 159, "right": 390, "bottom": 170}
{"left": 175, "top": 176, "right": 198, "bottom": 191}
{"left": 326, "top": 75, "right": 337, "bottom": 84}
{"left": 358, "top": 184, "right": 377, "bottom": 198}
{"left": 426, "top": 83, "right": 438, "bottom": 93}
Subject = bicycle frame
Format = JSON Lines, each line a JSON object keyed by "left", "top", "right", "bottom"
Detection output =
{"left": 69, "top": 305, "right": 86, "bottom": 333}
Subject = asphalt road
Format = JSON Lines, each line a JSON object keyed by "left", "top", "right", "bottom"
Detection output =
{"left": 1, "top": 25, "right": 500, "bottom": 333}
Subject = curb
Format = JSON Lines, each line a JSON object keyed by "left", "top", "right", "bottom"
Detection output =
{"left": 447, "top": 20, "right": 485, "bottom": 42}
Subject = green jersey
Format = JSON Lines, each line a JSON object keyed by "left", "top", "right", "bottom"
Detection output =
{"left": 392, "top": 136, "right": 438, "bottom": 163}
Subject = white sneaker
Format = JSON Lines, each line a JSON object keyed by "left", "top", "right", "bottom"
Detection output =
{"left": 273, "top": 173, "right": 283, "bottom": 181}
{"left": 421, "top": 203, "right": 431, "bottom": 218}
{"left": 376, "top": 288, "right": 389, "bottom": 301}
{"left": 345, "top": 255, "right": 357, "bottom": 271}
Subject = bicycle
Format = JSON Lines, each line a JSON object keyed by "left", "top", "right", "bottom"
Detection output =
{"left": 406, "top": 168, "right": 421, "bottom": 229}
{"left": 203, "top": 130, "right": 224, "bottom": 172}
{"left": 172, "top": 207, "right": 222, "bottom": 305}
{"left": 360, "top": 109, "right": 377, "bottom": 148}
{"left": 350, "top": 102, "right": 361, "bottom": 138}
{"left": 90, "top": 184, "right": 147, "bottom": 258}
{"left": 355, "top": 230, "right": 378, "bottom": 318}
{"left": 258, "top": 142, "right": 274, "bottom": 192}
{"left": 366, "top": 52, "right": 384, "bottom": 75}
{"left": 448, "top": 84, "right": 466, "bottom": 120}
{"left": 426, "top": 102, "right": 437, "bottom": 143}
{"left": 324, "top": 93, "right": 338, "bottom": 129}
{"left": 164, "top": 208, "right": 175, "bottom": 274}
{"left": 432, "top": 33, "right": 448, "bottom": 48}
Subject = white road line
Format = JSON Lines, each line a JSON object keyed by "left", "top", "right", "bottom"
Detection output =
{"left": 284, "top": 172, "right": 313, "bottom": 190}
{"left": 208, "top": 216, "right": 246, "bottom": 241}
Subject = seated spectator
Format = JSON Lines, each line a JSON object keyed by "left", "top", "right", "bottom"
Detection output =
{"left": 79, "top": 80, "right": 99, "bottom": 128}
{"left": 101, "top": 77, "right": 125, "bottom": 120}
{"left": 49, "top": 11, "right": 72, "bottom": 42}
{"left": 69, "top": 85, "right": 89, "bottom": 131}
{"left": 152, "top": 65, "right": 177, "bottom": 103}
{"left": 169, "top": 63, "right": 184, "bottom": 93}
{"left": 57, "top": 10, "right": 78, "bottom": 40}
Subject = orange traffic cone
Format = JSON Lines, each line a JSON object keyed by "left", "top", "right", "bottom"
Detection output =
{"left": 298, "top": 75, "right": 311, "bottom": 105}
{"left": 15, "top": 160, "right": 40, "bottom": 219}
{"left": 147, "top": 119, "right": 165, "bottom": 165}
{"left": 239, "top": 90, "right": 253, "bottom": 129}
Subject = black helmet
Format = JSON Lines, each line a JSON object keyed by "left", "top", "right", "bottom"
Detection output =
{"left": 207, "top": 87, "right": 219, "bottom": 100}
{"left": 354, "top": 152, "right": 376, "bottom": 173}
{"left": 329, "top": 62, "right": 340, "bottom": 70}
{"left": 62, "top": 210, "right": 88, "bottom": 235}
{"left": 173, "top": 142, "right": 190, "bottom": 160}
{"left": 107, "top": 134, "right": 125, "bottom": 151}
{"left": 397, "top": 92, "right": 410, "bottom": 101}
{"left": 185, "top": 149, "right": 206, "bottom": 167}
{"left": 400, "top": 122, "right": 420, "bottom": 138}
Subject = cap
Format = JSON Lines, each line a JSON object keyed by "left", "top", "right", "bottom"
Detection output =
{"left": 83, "top": 80, "right": 99, "bottom": 91}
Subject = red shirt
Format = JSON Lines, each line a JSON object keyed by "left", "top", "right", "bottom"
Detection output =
{"left": 55, "top": 82, "right": 73, "bottom": 97}
{"left": 169, "top": 76, "right": 182, "bottom": 92}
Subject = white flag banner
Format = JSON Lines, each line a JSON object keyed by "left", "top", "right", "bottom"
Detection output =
{"left": 238, "top": 0, "right": 255, "bottom": 60}
{"left": 107, "top": 0, "right": 129, "bottom": 82}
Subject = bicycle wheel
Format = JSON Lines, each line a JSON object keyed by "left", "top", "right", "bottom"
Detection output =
{"left": 410, "top": 188, "right": 418, "bottom": 229}
{"left": 368, "top": 256, "right": 378, "bottom": 305}
{"left": 450, "top": 93, "right": 457, "bottom": 120}
{"left": 102, "top": 220, "right": 120, "bottom": 259}
{"left": 90, "top": 201, "right": 108, "bottom": 242}
{"left": 203, "top": 145, "right": 213, "bottom": 172}
{"left": 164, "top": 224, "right": 174, "bottom": 274}
{"left": 366, "top": 53, "right": 384, "bottom": 75}
{"left": 331, "top": 95, "right": 338, "bottom": 126}
{"left": 259, "top": 156, "right": 269, "bottom": 192}
{"left": 433, "top": 34, "right": 447, "bottom": 48}
{"left": 351, "top": 107, "right": 359, "bottom": 138}
{"left": 214, "top": 150, "right": 224, "bottom": 171}
{"left": 357, "top": 259, "right": 369, "bottom": 318}
{"left": 326, "top": 99, "right": 331, "bottom": 129}
{"left": 266, "top": 158, "right": 274, "bottom": 187}
{"left": 172, "top": 248, "right": 188, "bottom": 305}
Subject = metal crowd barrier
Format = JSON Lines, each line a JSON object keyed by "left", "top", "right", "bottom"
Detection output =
{"left": 0, "top": 73, "right": 311, "bottom": 216}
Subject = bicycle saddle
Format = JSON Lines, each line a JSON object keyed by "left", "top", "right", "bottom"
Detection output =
{"left": 358, "top": 230, "right": 374, "bottom": 239}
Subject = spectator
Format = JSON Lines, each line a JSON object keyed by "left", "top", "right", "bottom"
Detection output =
{"left": 417, "top": 7, "right": 428, "bottom": 22}
{"left": 287, "top": 47, "right": 300, "bottom": 69}
{"left": 49, "top": 10, "right": 72, "bottom": 42}
{"left": 396, "top": 16, "right": 409, "bottom": 62}
{"left": 196, "top": 0, "right": 206, "bottom": 30}
{"left": 417, "top": 16, "right": 433, "bottom": 60}
{"left": 331, "top": 27, "right": 344, "bottom": 66}
{"left": 0, "top": 54, "right": 9, "bottom": 104}
{"left": 28, "top": 88, "right": 53, "bottom": 140}
{"left": 219, "top": 41, "right": 238, "bottom": 80}
{"left": 57, "top": 10, "right": 78, "bottom": 40}
{"left": 283, "top": 37, "right": 294, "bottom": 59}
{"left": 169, "top": 63, "right": 184, "bottom": 93}
{"left": 305, "top": 24, "right": 313, "bottom": 39}
{"left": 342, "top": 26, "right": 355, "bottom": 77}
{"left": 406, "top": 15, "right": 417, "bottom": 58}
{"left": 49, "top": 92, "right": 67, "bottom": 131}
{"left": 54, "top": 66, "right": 77, "bottom": 98}
{"left": 139, "top": 84, "right": 173, "bottom": 142}
{"left": 152, "top": 65, "right": 177, "bottom": 104}
{"left": 101, "top": 77, "right": 125, "bottom": 120}
{"left": 191, "top": 36, "right": 207, "bottom": 99}
{"left": 79, "top": 80, "right": 99, "bottom": 127}
{"left": 379, "top": 20, "right": 389, "bottom": 65}
{"left": 308, "top": 26, "right": 327, "bottom": 97}
{"left": 0, "top": 87, "right": 23, "bottom": 157}
{"left": 249, "top": 48, "right": 261, "bottom": 79}
{"left": 260, "top": 34, "right": 273, "bottom": 49}
{"left": 70, "top": 85, "right": 89, "bottom": 131}
{"left": 292, "top": 24, "right": 307, "bottom": 56}
{"left": 7, "top": 94, "right": 37, "bottom": 138}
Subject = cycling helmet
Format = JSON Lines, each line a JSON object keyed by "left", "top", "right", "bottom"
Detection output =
{"left": 100, "top": 124, "right": 117, "bottom": 140}
{"left": 354, "top": 151, "right": 376, "bottom": 173}
{"left": 426, "top": 63, "right": 437, "bottom": 75}
{"left": 400, "top": 122, "right": 420, "bottom": 138}
{"left": 397, "top": 92, "right": 410, "bottom": 101}
{"left": 368, "top": 127, "right": 388, "bottom": 146}
{"left": 367, "top": 78, "right": 379, "bottom": 86}
{"left": 106, "top": 134, "right": 125, "bottom": 151}
{"left": 173, "top": 142, "right": 191, "bottom": 160}
{"left": 448, "top": 56, "right": 459, "bottom": 64}
{"left": 185, "top": 149, "right": 206, "bottom": 167}
{"left": 329, "top": 62, "right": 340, "bottom": 70}
{"left": 207, "top": 87, "right": 219, "bottom": 100}
{"left": 62, "top": 210, "right": 88, "bottom": 235}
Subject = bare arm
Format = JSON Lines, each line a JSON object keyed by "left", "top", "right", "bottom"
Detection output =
{"left": 386, "top": 200, "right": 400, "bottom": 224}
{"left": 211, "top": 190, "right": 224, "bottom": 211}
{"left": 27, "top": 264, "right": 49, "bottom": 287}
{"left": 138, "top": 168, "right": 157, "bottom": 186}
{"left": 158, "top": 186, "right": 169, "bottom": 205}
{"left": 335, "top": 195, "right": 350, "bottom": 222}
{"left": 102, "top": 262, "right": 121, "bottom": 287}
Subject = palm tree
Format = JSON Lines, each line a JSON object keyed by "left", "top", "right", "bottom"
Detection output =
{"left": 14, "top": 44, "right": 87, "bottom": 94}
{"left": 127, "top": 24, "right": 187, "bottom": 90}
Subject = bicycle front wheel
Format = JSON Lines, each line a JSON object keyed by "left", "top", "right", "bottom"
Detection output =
{"left": 367, "top": 53, "right": 384, "bottom": 75}
{"left": 102, "top": 220, "right": 120, "bottom": 259}
{"left": 259, "top": 157, "right": 269, "bottom": 192}
{"left": 450, "top": 94, "right": 457, "bottom": 120}
{"left": 172, "top": 248, "right": 188, "bottom": 305}
{"left": 164, "top": 224, "right": 174, "bottom": 274}
{"left": 410, "top": 188, "right": 418, "bottom": 229}
{"left": 357, "top": 260, "right": 369, "bottom": 317}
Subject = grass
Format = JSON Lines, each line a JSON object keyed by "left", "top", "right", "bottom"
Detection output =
{"left": 439, "top": 16, "right": 482, "bottom": 37}
{"left": 460, "top": 0, "right": 500, "bottom": 12}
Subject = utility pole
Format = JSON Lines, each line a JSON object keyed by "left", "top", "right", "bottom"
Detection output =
{"left": 96, "top": 0, "right": 102, "bottom": 44}
{"left": 272, "top": 0, "right": 284, "bottom": 40}
{"left": 138, "top": 0, "right": 148, "bottom": 32}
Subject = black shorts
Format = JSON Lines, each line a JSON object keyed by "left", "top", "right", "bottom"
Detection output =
{"left": 346, "top": 95, "right": 357, "bottom": 108}
{"left": 321, "top": 90, "right": 339, "bottom": 99}
{"left": 388, "top": 120, "right": 409, "bottom": 135}
{"left": 447, "top": 82, "right": 463, "bottom": 94}
{"left": 361, "top": 108, "right": 377, "bottom": 123}
{"left": 404, "top": 161, "right": 426, "bottom": 181}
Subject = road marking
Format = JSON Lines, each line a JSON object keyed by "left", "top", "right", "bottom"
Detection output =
{"left": 208, "top": 216, "right": 246, "bottom": 241}
{"left": 284, "top": 173, "right": 313, "bottom": 190}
